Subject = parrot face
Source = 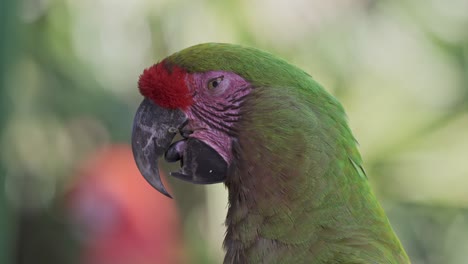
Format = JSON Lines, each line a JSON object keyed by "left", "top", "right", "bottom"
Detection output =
{"left": 132, "top": 61, "right": 251, "bottom": 197}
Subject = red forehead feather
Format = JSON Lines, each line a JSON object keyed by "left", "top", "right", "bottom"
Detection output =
{"left": 138, "top": 61, "right": 193, "bottom": 109}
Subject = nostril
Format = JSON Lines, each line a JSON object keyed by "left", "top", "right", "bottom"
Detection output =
{"left": 165, "top": 140, "right": 186, "bottom": 162}
{"left": 168, "top": 127, "right": 178, "bottom": 134}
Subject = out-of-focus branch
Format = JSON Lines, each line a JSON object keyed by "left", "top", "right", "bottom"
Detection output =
{"left": 368, "top": 13, "right": 468, "bottom": 176}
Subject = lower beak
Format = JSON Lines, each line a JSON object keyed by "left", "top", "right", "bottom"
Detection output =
{"left": 131, "top": 99, "right": 228, "bottom": 198}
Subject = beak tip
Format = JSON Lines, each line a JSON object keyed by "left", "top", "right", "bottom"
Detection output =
{"left": 155, "top": 182, "right": 173, "bottom": 198}
{"left": 144, "top": 173, "right": 174, "bottom": 199}
{"left": 161, "top": 191, "right": 173, "bottom": 199}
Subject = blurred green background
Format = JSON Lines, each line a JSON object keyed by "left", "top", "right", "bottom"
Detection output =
{"left": 1, "top": 0, "right": 468, "bottom": 263}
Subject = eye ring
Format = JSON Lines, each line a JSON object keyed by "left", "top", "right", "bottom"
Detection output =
{"left": 207, "top": 76, "right": 224, "bottom": 90}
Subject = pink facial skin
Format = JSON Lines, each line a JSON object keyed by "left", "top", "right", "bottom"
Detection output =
{"left": 183, "top": 71, "right": 252, "bottom": 165}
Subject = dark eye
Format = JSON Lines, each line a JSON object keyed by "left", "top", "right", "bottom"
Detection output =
{"left": 207, "top": 76, "right": 224, "bottom": 90}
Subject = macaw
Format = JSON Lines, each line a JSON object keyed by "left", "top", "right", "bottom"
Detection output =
{"left": 131, "top": 43, "right": 410, "bottom": 263}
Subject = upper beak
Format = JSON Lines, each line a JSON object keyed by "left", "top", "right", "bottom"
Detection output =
{"left": 131, "top": 98, "right": 187, "bottom": 197}
{"left": 132, "top": 98, "right": 228, "bottom": 198}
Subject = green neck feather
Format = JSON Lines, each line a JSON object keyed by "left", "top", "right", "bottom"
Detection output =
{"left": 224, "top": 85, "right": 409, "bottom": 263}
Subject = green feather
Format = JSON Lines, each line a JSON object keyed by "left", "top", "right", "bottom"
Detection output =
{"left": 168, "top": 43, "right": 410, "bottom": 264}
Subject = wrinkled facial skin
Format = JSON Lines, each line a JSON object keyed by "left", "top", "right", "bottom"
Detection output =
{"left": 132, "top": 69, "right": 252, "bottom": 198}
{"left": 184, "top": 71, "right": 251, "bottom": 164}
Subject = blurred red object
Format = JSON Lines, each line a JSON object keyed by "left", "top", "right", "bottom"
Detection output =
{"left": 67, "top": 144, "right": 186, "bottom": 264}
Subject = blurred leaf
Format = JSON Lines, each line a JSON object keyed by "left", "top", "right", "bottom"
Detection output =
{"left": 0, "top": 0, "right": 18, "bottom": 263}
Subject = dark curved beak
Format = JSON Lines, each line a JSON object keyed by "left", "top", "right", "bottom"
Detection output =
{"left": 131, "top": 99, "right": 187, "bottom": 198}
{"left": 132, "top": 99, "right": 228, "bottom": 198}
